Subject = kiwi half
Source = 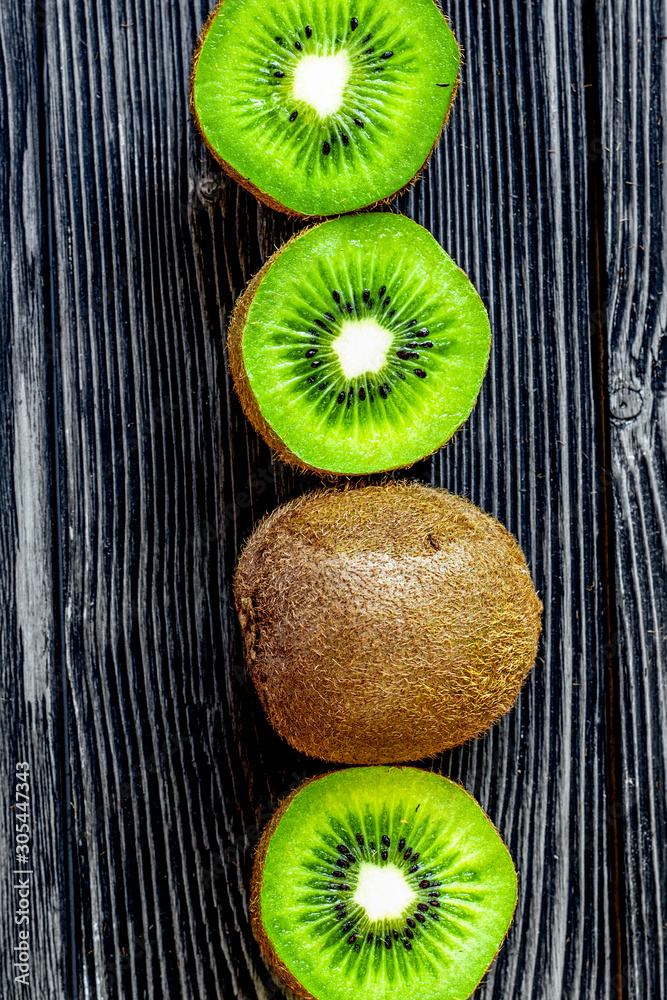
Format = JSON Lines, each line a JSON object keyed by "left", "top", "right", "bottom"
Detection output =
{"left": 228, "top": 213, "right": 491, "bottom": 476}
{"left": 191, "top": 0, "right": 460, "bottom": 217}
{"left": 251, "top": 767, "right": 517, "bottom": 1000}
{"left": 235, "top": 481, "right": 542, "bottom": 764}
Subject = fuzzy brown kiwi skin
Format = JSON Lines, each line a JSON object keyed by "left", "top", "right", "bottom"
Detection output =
{"left": 250, "top": 768, "right": 518, "bottom": 1000}
{"left": 235, "top": 481, "right": 543, "bottom": 765}
{"left": 226, "top": 214, "right": 488, "bottom": 478}
{"left": 189, "top": 0, "right": 461, "bottom": 219}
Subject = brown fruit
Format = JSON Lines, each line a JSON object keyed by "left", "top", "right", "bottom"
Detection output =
{"left": 234, "top": 481, "right": 542, "bottom": 763}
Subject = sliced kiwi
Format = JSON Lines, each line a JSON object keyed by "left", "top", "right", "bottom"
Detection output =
{"left": 235, "top": 481, "right": 542, "bottom": 764}
{"left": 228, "top": 213, "right": 490, "bottom": 475}
{"left": 251, "top": 767, "right": 517, "bottom": 1000}
{"left": 191, "top": 0, "right": 460, "bottom": 217}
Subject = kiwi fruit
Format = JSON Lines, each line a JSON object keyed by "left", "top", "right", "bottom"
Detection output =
{"left": 190, "top": 0, "right": 460, "bottom": 217}
{"left": 251, "top": 766, "right": 517, "bottom": 1000}
{"left": 228, "top": 213, "right": 491, "bottom": 476}
{"left": 235, "top": 481, "right": 542, "bottom": 764}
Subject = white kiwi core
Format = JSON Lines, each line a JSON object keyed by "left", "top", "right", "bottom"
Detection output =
{"left": 291, "top": 52, "right": 352, "bottom": 118}
{"left": 353, "top": 861, "right": 416, "bottom": 922}
{"left": 333, "top": 318, "right": 393, "bottom": 379}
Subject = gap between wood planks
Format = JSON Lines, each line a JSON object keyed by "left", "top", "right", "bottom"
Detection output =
{"left": 582, "top": 0, "right": 626, "bottom": 995}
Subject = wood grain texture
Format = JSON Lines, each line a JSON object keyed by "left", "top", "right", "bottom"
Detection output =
{"left": 599, "top": 0, "right": 667, "bottom": 994}
{"left": 0, "top": 4, "right": 69, "bottom": 997}
{"left": 14, "top": 0, "right": 618, "bottom": 996}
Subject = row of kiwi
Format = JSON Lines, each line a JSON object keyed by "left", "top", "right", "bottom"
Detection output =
{"left": 190, "top": 3, "right": 541, "bottom": 1000}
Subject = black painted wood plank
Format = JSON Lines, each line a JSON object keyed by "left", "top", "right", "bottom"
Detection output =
{"left": 598, "top": 0, "right": 667, "bottom": 994}
{"left": 41, "top": 0, "right": 614, "bottom": 997}
{"left": 0, "top": 5, "right": 69, "bottom": 998}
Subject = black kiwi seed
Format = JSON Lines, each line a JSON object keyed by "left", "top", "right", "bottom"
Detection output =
{"left": 289, "top": 111, "right": 298, "bottom": 122}
{"left": 381, "top": 849, "right": 388, "bottom": 861}
{"left": 397, "top": 370, "right": 406, "bottom": 380}
{"left": 346, "top": 301, "right": 353, "bottom": 313}
{"left": 416, "top": 328, "right": 429, "bottom": 337}
{"left": 362, "top": 33, "right": 372, "bottom": 42}
{"left": 392, "top": 930, "right": 400, "bottom": 941}
{"left": 351, "top": 17, "right": 358, "bottom": 29}
{"left": 397, "top": 350, "right": 411, "bottom": 360}
{"left": 384, "top": 934, "right": 391, "bottom": 949}
{"left": 337, "top": 391, "right": 345, "bottom": 404}
{"left": 306, "top": 376, "right": 316, "bottom": 384}
{"left": 412, "top": 854, "right": 420, "bottom": 862}
{"left": 348, "top": 934, "right": 357, "bottom": 944}
{"left": 379, "top": 285, "right": 387, "bottom": 297}
{"left": 418, "top": 903, "right": 429, "bottom": 912}
{"left": 356, "top": 833, "right": 364, "bottom": 847}
{"left": 323, "top": 141, "right": 331, "bottom": 156}
{"left": 415, "top": 913, "right": 426, "bottom": 924}
{"left": 343, "top": 921, "right": 354, "bottom": 931}
{"left": 332, "top": 290, "right": 341, "bottom": 304}
{"left": 404, "top": 941, "right": 412, "bottom": 951}
{"left": 378, "top": 385, "right": 388, "bottom": 399}
{"left": 367, "top": 932, "right": 373, "bottom": 944}
{"left": 332, "top": 869, "right": 345, "bottom": 877}
{"left": 398, "top": 838, "right": 406, "bottom": 851}
{"left": 407, "top": 918, "right": 416, "bottom": 929}
{"left": 324, "top": 312, "right": 335, "bottom": 322}
{"left": 340, "top": 884, "right": 351, "bottom": 891}
{"left": 305, "top": 24, "right": 312, "bottom": 38}
{"left": 336, "top": 910, "right": 347, "bottom": 919}
{"left": 407, "top": 318, "right": 418, "bottom": 327}
{"left": 382, "top": 835, "right": 391, "bottom": 847}
{"left": 311, "top": 360, "right": 322, "bottom": 368}
{"left": 295, "top": 40, "right": 302, "bottom": 50}
{"left": 419, "top": 880, "right": 430, "bottom": 888}
{"left": 336, "top": 844, "right": 349, "bottom": 854}
{"left": 363, "top": 289, "right": 370, "bottom": 302}
{"left": 354, "top": 118, "right": 365, "bottom": 128}
{"left": 337, "top": 859, "right": 350, "bottom": 869}
{"left": 414, "top": 369, "right": 427, "bottom": 378}
{"left": 305, "top": 349, "right": 318, "bottom": 358}
{"left": 341, "top": 133, "right": 349, "bottom": 146}
{"left": 430, "top": 900, "right": 441, "bottom": 907}
{"left": 408, "top": 864, "right": 419, "bottom": 873}
{"left": 274, "top": 71, "right": 285, "bottom": 78}
{"left": 359, "top": 387, "right": 366, "bottom": 401}
{"left": 405, "top": 927, "right": 414, "bottom": 939}
{"left": 409, "top": 352, "right": 420, "bottom": 360}
{"left": 365, "top": 48, "right": 375, "bottom": 54}
{"left": 315, "top": 319, "right": 328, "bottom": 329}
{"left": 381, "top": 51, "right": 394, "bottom": 59}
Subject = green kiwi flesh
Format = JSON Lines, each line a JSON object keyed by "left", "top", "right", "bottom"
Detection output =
{"left": 251, "top": 767, "right": 518, "bottom": 1000}
{"left": 228, "top": 213, "right": 491, "bottom": 475}
{"left": 235, "top": 481, "right": 542, "bottom": 764}
{"left": 191, "top": 0, "right": 460, "bottom": 217}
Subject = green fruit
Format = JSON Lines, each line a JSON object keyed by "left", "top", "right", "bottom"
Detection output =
{"left": 251, "top": 766, "right": 517, "bottom": 1000}
{"left": 228, "top": 213, "right": 491, "bottom": 475}
{"left": 235, "top": 481, "right": 542, "bottom": 763}
{"left": 190, "top": 0, "right": 460, "bottom": 217}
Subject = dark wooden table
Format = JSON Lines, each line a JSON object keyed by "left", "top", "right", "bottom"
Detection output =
{"left": 1, "top": 0, "right": 665, "bottom": 997}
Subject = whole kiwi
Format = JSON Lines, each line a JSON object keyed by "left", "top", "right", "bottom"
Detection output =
{"left": 234, "top": 481, "right": 542, "bottom": 764}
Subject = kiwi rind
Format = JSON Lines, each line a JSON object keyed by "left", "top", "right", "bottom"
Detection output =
{"left": 227, "top": 215, "right": 489, "bottom": 476}
{"left": 190, "top": 1, "right": 461, "bottom": 219}
{"left": 235, "top": 481, "right": 543, "bottom": 764}
{"left": 250, "top": 767, "right": 518, "bottom": 1000}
